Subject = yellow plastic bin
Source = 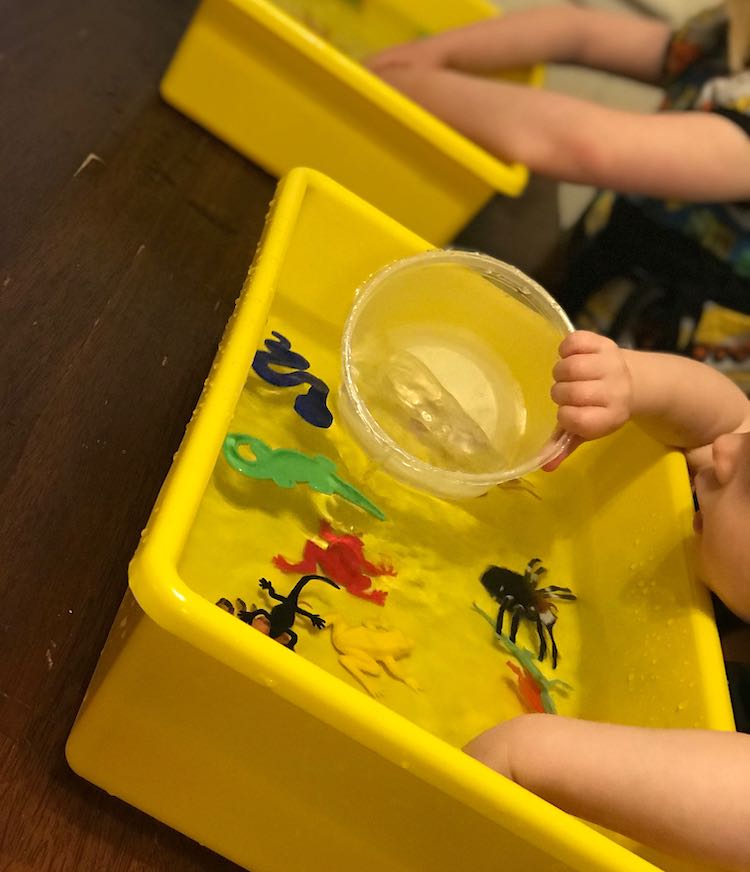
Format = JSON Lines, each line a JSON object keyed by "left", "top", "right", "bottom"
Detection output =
{"left": 159, "top": 0, "right": 541, "bottom": 245}
{"left": 67, "top": 168, "right": 734, "bottom": 872}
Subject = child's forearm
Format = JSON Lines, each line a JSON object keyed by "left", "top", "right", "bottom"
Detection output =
{"left": 374, "top": 67, "right": 615, "bottom": 181}
{"left": 420, "top": 7, "right": 591, "bottom": 73}
{"left": 374, "top": 66, "right": 750, "bottom": 199}
{"left": 390, "top": 7, "right": 669, "bottom": 83}
{"left": 624, "top": 350, "right": 750, "bottom": 449}
{"left": 466, "top": 715, "right": 750, "bottom": 870}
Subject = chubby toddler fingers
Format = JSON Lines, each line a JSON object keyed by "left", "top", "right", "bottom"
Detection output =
{"left": 551, "top": 379, "right": 609, "bottom": 408}
{"left": 558, "top": 330, "right": 615, "bottom": 359}
{"left": 541, "top": 435, "right": 584, "bottom": 472}
{"left": 553, "top": 352, "right": 609, "bottom": 383}
{"left": 557, "top": 404, "right": 620, "bottom": 440}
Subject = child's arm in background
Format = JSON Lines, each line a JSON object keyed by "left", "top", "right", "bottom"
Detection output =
{"left": 366, "top": 8, "right": 750, "bottom": 200}
{"left": 464, "top": 714, "right": 750, "bottom": 871}
{"left": 544, "top": 331, "right": 750, "bottom": 470}
{"left": 367, "top": 6, "right": 670, "bottom": 83}
{"left": 364, "top": 65, "right": 750, "bottom": 200}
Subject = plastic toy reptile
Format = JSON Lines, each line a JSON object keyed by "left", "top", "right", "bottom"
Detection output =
{"left": 471, "top": 602, "right": 572, "bottom": 714}
{"left": 222, "top": 433, "right": 385, "bottom": 520}
{"left": 217, "top": 573, "right": 339, "bottom": 650}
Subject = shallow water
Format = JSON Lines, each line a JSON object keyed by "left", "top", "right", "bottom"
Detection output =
{"left": 354, "top": 326, "right": 527, "bottom": 473}
{"left": 178, "top": 377, "right": 580, "bottom": 748}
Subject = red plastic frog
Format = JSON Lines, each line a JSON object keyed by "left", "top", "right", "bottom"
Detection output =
{"left": 273, "top": 521, "right": 395, "bottom": 605}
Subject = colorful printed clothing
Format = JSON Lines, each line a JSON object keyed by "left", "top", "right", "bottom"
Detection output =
{"left": 558, "top": 5, "right": 750, "bottom": 389}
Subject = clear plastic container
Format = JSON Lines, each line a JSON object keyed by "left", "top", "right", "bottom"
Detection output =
{"left": 339, "top": 250, "right": 573, "bottom": 498}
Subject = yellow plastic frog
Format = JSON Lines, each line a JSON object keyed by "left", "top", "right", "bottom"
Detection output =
{"left": 327, "top": 616, "right": 420, "bottom": 697}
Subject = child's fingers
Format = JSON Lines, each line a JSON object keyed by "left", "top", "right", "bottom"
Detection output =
{"left": 365, "top": 50, "right": 406, "bottom": 71}
{"left": 373, "top": 64, "right": 427, "bottom": 92}
{"left": 551, "top": 380, "right": 609, "bottom": 408}
{"left": 558, "top": 330, "right": 613, "bottom": 359}
{"left": 553, "top": 352, "right": 608, "bottom": 383}
{"left": 367, "top": 55, "right": 414, "bottom": 72}
{"left": 365, "top": 41, "right": 439, "bottom": 72}
{"left": 541, "top": 435, "right": 584, "bottom": 472}
{"left": 557, "top": 404, "right": 618, "bottom": 440}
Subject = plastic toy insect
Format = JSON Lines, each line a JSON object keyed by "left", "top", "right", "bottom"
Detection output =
{"left": 273, "top": 520, "right": 394, "bottom": 605}
{"left": 252, "top": 331, "right": 333, "bottom": 428}
{"left": 480, "top": 558, "right": 576, "bottom": 669}
{"left": 223, "top": 433, "right": 385, "bottom": 520}
{"left": 216, "top": 574, "right": 339, "bottom": 651}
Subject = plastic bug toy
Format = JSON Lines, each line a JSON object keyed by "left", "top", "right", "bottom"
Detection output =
{"left": 216, "top": 574, "right": 339, "bottom": 650}
{"left": 480, "top": 558, "right": 576, "bottom": 669}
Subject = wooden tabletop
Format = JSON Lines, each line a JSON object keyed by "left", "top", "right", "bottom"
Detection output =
{"left": 0, "top": 0, "right": 274, "bottom": 867}
{"left": 0, "top": 1, "right": 566, "bottom": 868}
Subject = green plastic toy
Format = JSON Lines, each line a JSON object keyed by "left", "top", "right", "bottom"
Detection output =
{"left": 223, "top": 433, "right": 385, "bottom": 521}
{"left": 471, "top": 602, "right": 572, "bottom": 714}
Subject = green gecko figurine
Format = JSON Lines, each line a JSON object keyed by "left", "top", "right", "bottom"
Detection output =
{"left": 223, "top": 433, "right": 385, "bottom": 521}
{"left": 471, "top": 602, "right": 572, "bottom": 714}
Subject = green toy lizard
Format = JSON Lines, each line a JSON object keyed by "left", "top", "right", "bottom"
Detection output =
{"left": 223, "top": 433, "right": 385, "bottom": 521}
{"left": 472, "top": 602, "right": 572, "bottom": 714}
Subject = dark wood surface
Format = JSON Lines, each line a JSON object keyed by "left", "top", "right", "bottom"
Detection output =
{"left": 0, "top": 1, "right": 564, "bottom": 868}
{"left": 0, "top": 1, "right": 274, "bottom": 868}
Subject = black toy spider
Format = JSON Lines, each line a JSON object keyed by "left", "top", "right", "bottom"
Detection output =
{"left": 480, "top": 558, "right": 576, "bottom": 669}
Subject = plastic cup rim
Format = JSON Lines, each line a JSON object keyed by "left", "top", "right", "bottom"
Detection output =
{"left": 340, "top": 249, "right": 574, "bottom": 486}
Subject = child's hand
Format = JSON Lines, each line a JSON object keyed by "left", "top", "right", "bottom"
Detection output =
{"left": 543, "top": 331, "right": 633, "bottom": 471}
{"left": 365, "top": 38, "right": 449, "bottom": 74}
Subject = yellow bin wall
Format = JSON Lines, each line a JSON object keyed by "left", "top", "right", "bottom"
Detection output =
{"left": 160, "top": 0, "right": 539, "bottom": 244}
{"left": 67, "top": 168, "right": 734, "bottom": 872}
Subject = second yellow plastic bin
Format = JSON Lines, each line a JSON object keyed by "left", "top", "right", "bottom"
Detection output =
{"left": 160, "top": 0, "right": 541, "bottom": 244}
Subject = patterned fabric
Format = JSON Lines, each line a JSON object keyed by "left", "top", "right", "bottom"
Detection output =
{"left": 634, "top": 4, "right": 750, "bottom": 279}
